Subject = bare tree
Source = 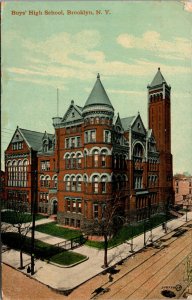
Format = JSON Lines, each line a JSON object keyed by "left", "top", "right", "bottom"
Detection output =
{"left": 4, "top": 201, "right": 31, "bottom": 269}
{"left": 83, "top": 201, "right": 123, "bottom": 268}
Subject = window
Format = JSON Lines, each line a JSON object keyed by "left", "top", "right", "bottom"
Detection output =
{"left": 76, "top": 176, "right": 82, "bottom": 191}
{"left": 65, "top": 218, "right": 69, "bottom": 226}
{"left": 93, "top": 176, "right": 99, "bottom": 193}
{"left": 76, "top": 220, "right": 81, "bottom": 228}
{"left": 67, "top": 199, "right": 71, "bottom": 211}
{"left": 71, "top": 138, "right": 75, "bottom": 148}
{"left": 77, "top": 201, "right": 82, "bottom": 213}
{"left": 90, "top": 117, "right": 94, "bottom": 124}
{"left": 53, "top": 176, "right": 58, "bottom": 188}
{"left": 41, "top": 161, "right": 50, "bottom": 171}
{"left": 65, "top": 155, "right": 70, "bottom": 169}
{"left": 65, "top": 139, "right": 69, "bottom": 149}
{"left": 85, "top": 130, "right": 96, "bottom": 143}
{"left": 90, "top": 131, "right": 96, "bottom": 142}
{"left": 71, "top": 177, "right": 76, "bottom": 191}
{"left": 43, "top": 141, "right": 48, "bottom": 152}
{"left": 93, "top": 150, "right": 99, "bottom": 167}
{"left": 101, "top": 151, "right": 106, "bottom": 167}
{"left": 93, "top": 204, "right": 99, "bottom": 219}
{"left": 77, "top": 154, "right": 82, "bottom": 168}
{"left": 101, "top": 177, "right": 107, "bottom": 193}
{"left": 72, "top": 200, "right": 76, "bottom": 212}
{"left": 77, "top": 137, "right": 81, "bottom": 147}
{"left": 104, "top": 130, "right": 111, "bottom": 143}
{"left": 71, "top": 154, "right": 75, "bottom": 169}
{"left": 84, "top": 132, "right": 88, "bottom": 143}
{"left": 66, "top": 176, "right": 70, "bottom": 191}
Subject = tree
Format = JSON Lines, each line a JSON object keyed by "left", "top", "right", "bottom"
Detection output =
{"left": 83, "top": 201, "right": 123, "bottom": 268}
{"left": 5, "top": 201, "right": 31, "bottom": 269}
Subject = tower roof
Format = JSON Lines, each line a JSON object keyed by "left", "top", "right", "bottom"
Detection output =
{"left": 84, "top": 74, "right": 114, "bottom": 109}
{"left": 150, "top": 68, "right": 167, "bottom": 88}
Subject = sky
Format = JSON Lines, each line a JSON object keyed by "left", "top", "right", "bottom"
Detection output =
{"left": 2, "top": 0, "right": 192, "bottom": 174}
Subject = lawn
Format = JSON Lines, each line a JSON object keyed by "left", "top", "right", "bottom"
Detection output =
{"left": 35, "top": 222, "right": 81, "bottom": 240}
{"left": 85, "top": 213, "right": 175, "bottom": 249}
{"left": 1, "top": 211, "right": 46, "bottom": 224}
{"left": 1, "top": 232, "right": 86, "bottom": 266}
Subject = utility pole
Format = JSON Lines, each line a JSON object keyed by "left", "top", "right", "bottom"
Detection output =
{"left": 31, "top": 170, "right": 37, "bottom": 275}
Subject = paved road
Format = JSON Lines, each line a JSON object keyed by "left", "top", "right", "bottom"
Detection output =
{"left": 97, "top": 224, "right": 192, "bottom": 299}
{"left": 2, "top": 213, "right": 192, "bottom": 295}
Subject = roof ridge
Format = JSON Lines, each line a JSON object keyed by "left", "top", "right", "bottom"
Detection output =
{"left": 20, "top": 128, "right": 53, "bottom": 135}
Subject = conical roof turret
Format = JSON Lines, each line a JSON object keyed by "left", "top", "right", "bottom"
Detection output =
{"left": 82, "top": 74, "right": 114, "bottom": 118}
{"left": 84, "top": 74, "right": 114, "bottom": 109}
{"left": 149, "top": 67, "right": 167, "bottom": 88}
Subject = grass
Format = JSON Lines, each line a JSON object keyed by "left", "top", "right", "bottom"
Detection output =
{"left": 1, "top": 211, "right": 46, "bottom": 224}
{"left": 1, "top": 232, "right": 86, "bottom": 265}
{"left": 85, "top": 213, "right": 175, "bottom": 249}
{"left": 50, "top": 251, "right": 86, "bottom": 265}
{"left": 35, "top": 222, "right": 81, "bottom": 240}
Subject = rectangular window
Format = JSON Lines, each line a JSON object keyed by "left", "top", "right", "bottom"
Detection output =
{"left": 101, "top": 182, "right": 106, "bottom": 193}
{"left": 93, "top": 182, "right": 99, "bottom": 193}
{"left": 67, "top": 200, "right": 71, "bottom": 211}
{"left": 90, "top": 131, "right": 96, "bottom": 142}
{"left": 71, "top": 219, "right": 75, "bottom": 227}
{"left": 77, "top": 201, "right": 82, "bottom": 213}
{"left": 76, "top": 220, "right": 81, "bottom": 228}
{"left": 101, "top": 155, "right": 106, "bottom": 167}
{"left": 104, "top": 130, "right": 111, "bottom": 143}
{"left": 93, "top": 204, "right": 99, "bottom": 219}
{"left": 71, "top": 138, "right": 75, "bottom": 148}
{"left": 65, "top": 218, "right": 69, "bottom": 226}
{"left": 72, "top": 200, "right": 76, "bottom": 212}
{"left": 65, "top": 139, "right": 69, "bottom": 149}
{"left": 77, "top": 137, "right": 81, "bottom": 147}
{"left": 84, "top": 132, "right": 88, "bottom": 143}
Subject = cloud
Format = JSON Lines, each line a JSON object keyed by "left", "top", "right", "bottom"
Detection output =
{"left": 4, "top": 29, "right": 192, "bottom": 88}
{"left": 117, "top": 31, "right": 191, "bottom": 60}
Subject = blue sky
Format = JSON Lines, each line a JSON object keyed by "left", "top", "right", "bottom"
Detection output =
{"left": 2, "top": 1, "right": 192, "bottom": 174}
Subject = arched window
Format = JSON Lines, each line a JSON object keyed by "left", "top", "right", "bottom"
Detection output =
{"left": 65, "top": 154, "right": 70, "bottom": 169}
{"left": 76, "top": 154, "right": 82, "bottom": 169}
{"left": 71, "top": 154, "right": 75, "bottom": 169}
{"left": 45, "top": 176, "right": 50, "bottom": 188}
{"left": 53, "top": 175, "right": 58, "bottom": 188}
{"left": 101, "top": 150, "right": 107, "bottom": 167}
{"left": 93, "top": 150, "right": 99, "bottom": 167}
{"left": 71, "top": 176, "right": 76, "bottom": 191}
{"left": 40, "top": 175, "right": 45, "bottom": 187}
{"left": 93, "top": 176, "right": 99, "bottom": 193}
{"left": 65, "top": 176, "right": 70, "bottom": 191}
{"left": 101, "top": 176, "right": 107, "bottom": 193}
{"left": 76, "top": 176, "right": 82, "bottom": 192}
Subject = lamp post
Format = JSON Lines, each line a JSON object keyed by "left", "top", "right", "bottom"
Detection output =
{"left": 31, "top": 170, "right": 37, "bottom": 275}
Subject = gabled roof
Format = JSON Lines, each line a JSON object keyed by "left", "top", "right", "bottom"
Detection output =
{"left": 84, "top": 74, "right": 114, "bottom": 109}
{"left": 19, "top": 128, "right": 53, "bottom": 151}
{"left": 150, "top": 68, "right": 167, "bottom": 88}
{"left": 61, "top": 100, "right": 83, "bottom": 124}
{"left": 121, "top": 116, "right": 136, "bottom": 131}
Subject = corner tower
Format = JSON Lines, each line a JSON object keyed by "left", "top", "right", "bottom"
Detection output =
{"left": 148, "top": 68, "right": 173, "bottom": 207}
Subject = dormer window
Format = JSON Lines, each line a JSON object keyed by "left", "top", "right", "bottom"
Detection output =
{"left": 43, "top": 140, "right": 48, "bottom": 152}
{"left": 72, "top": 112, "right": 75, "bottom": 118}
{"left": 137, "top": 123, "right": 141, "bottom": 130}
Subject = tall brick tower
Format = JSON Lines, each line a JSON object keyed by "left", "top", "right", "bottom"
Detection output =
{"left": 148, "top": 68, "right": 174, "bottom": 208}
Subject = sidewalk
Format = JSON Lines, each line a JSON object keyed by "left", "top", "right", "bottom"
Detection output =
{"left": 2, "top": 212, "right": 192, "bottom": 293}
